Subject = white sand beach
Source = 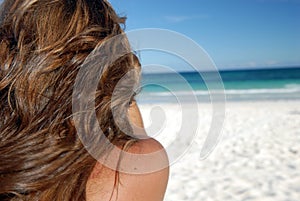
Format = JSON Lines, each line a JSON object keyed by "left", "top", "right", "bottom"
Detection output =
{"left": 139, "top": 100, "right": 300, "bottom": 201}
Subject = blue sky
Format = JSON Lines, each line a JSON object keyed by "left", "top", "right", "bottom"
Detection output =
{"left": 110, "top": 0, "right": 300, "bottom": 71}
{"left": 0, "top": 0, "right": 299, "bottom": 71}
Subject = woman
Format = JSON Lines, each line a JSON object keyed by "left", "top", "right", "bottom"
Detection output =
{"left": 0, "top": 0, "right": 169, "bottom": 200}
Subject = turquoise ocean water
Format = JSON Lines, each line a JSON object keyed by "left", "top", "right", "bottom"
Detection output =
{"left": 137, "top": 67, "right": 300, "bottom": 103}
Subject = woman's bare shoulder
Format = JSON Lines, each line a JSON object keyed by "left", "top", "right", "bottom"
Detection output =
{"left": 86, "top": 138, "right": 169, "bottom": 201}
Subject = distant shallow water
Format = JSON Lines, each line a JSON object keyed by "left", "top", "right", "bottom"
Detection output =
{"left": 137, "top": 67, "right": 300, "bottom": 103}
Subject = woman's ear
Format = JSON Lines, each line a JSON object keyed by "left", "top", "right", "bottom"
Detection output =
{"left": 128, "top": 100, "right": 147, "bottom": 137}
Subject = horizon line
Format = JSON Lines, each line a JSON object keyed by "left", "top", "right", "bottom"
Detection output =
{"left": 142, "top": 65, "right": 300, "bottom": 74}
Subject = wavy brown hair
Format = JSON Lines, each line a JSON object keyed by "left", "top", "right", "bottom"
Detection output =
{"left": 0, "top": 0, "right": 140, "bottom": 200}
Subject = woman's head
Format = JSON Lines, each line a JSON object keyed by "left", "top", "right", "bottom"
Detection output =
{"left": 0, "top": 0, "right": 140, "bottom": 200}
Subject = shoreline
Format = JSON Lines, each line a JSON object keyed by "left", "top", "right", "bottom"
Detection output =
{"left": 138, "top": 100, "right": 300, "bottom": 201}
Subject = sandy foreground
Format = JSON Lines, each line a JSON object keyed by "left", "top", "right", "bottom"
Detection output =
{"left": 138, "top": 100, "right": 300, "bottom": 201}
